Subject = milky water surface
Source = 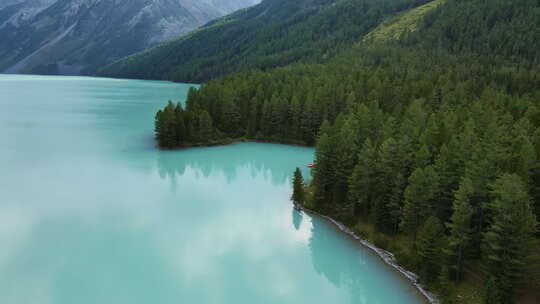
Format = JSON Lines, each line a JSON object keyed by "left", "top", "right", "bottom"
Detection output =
{"left": 0, "top": 75, "right": 423, "bottom": 304}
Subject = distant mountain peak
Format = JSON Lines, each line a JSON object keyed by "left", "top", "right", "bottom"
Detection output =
{"left": 0, "top": 0, "right": 260, "bottom": 75}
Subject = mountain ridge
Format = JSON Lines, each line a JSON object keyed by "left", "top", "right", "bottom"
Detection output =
{"left": 99, "top": 0, "right": 437, "bottom": 82}
{"left": 0, "top": 0, "right": 260, "bottom": 75}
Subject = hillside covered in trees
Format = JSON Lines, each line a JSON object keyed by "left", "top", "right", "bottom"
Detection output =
{"left": 152, "top": 0, "right": 540, "bottom": 303}
{"left": 98, "top": 0, "right": 437, "bottom": 82}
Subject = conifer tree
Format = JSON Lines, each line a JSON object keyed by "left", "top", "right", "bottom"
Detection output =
{"left": 174, "top": 104, "right": 186, "bottom": 145}
{"left": 155, "top": 109, "right": 166, "bottom": 146}
{"left": 377, "top": 137, "right": 405, "bottom": 234}
{"left": 160, "top": 101, "right": 179, "bottom": 148}
{"left": 482, "top": 174, "right": 537, "bottom": 303}
{"left": 531, "top": 163, "right": 540, "bottom": 222}
{"left": 221, "top": 99, "right": 241, "bottom": 136}
{"left": 313, "top": 124, "right": 336, "bottom": 212}
{"left": 401, "top": 165, "right": 439, "bottom": 245}
{"left": 414, "top": 144, "right": 432, "bottom": 169}
{"left": 291, "top": 167, "right": 305, "bottom": 207}
{"left": 483, "top": 276, "right": 502, "bottom": 304}
{"left": 246, "top": 97, "right": 260, "bottom": 138}
{"left": 289, "top": 95, "right": 303, "bottom": 140}
{"left": 417, "top": 216, "right": 445, "bottom": 281}
{"left": 445, "top": 177, "right": 474, "bottom": 281}
{"left": 198, "top": 110, "right": 214, "bottom": 142}
{"left": 435, "top": 138, "right": 468, "bottom": 223}
{"left": 387, "top": 173, "right": 405, "bottom": 235}
{"left": 347, "top": 138, "right": 379, "bottom": 218}
{"left": 332, "top": 118, "right": 357, "bottom": 218}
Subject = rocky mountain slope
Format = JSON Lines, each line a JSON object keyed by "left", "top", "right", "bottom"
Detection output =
{"left": 0, "top": 0, "right": 259, "bottom": 75}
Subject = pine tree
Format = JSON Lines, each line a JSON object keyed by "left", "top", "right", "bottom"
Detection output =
{"left": 332, "top": 118, "right": 357, "bottom": 218}
{"left": 221, "top": 99, "right": 241, "bottom": 136}
{"left": 401, "top": 165, "right": 439, "bottom": 245}
{"left": 261, "top": 98, "right": 273, "bottom": 137}
{"left": 246, "top": 97, "right": 260, "bottom": 138}
{"left": 482, "top": 174, "right": 537, "bottom": 303}
{"left": 513, "top": 135, "right": 536, "bottom": 179}
{"left": 387, "top": 173, "right": 405, "bottom": 235}
{"left": 483, "top": 276, "right": 502, "bottom": 304}
{"left": 347, "top": 138, "right": 379, "bottom": 218}
{"left": 445, "top": 177, "right": 474, "bottom": 282}
{"left": 289, "top": 95, "right": 303, "bottom": 140}
{"left": 435, "top": 137, "right": 468, "bottom": 223}
{"left": 155, "top": 109, "right": 166, "bottom": 146}
{"left": 198, "top": 110, "right": 214, "bottom": 143}
{"left": 414, "top": 144, "right": 432, "bottom": 169}
{"left": 531, "top": 163, "right": 540, "bottom": 222}
{"left": 174, "top": 104, "right": 186, "bottom": 145}
{"left": 300, "top": 94, "right": 319, "bottom": 145}
{"left": 313, "top": 124, "right": 336, "bottom": 212}
{"left": 160, "top": 101, "right": 179, "bottom": 148}
{"left": 377, "top": 137, "right": 405, "bottom": 234}
{"left": 267, "top": 94, "right": 282, "bottom": 139}
{"left": 417, "top": 216, "right": 445, "bottom": 282}
{"left": 291, "top": 167, "right": 305, "bottom": 207}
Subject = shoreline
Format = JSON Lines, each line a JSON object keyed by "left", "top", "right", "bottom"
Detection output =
{"left": 299, "top": 206, "right": 439, "bottom": 304}
{"left": 157, "top": 138, "right": 311, "bottom": 150}
{"left": 159, "top": 138, "right": 438, "bottom": 303}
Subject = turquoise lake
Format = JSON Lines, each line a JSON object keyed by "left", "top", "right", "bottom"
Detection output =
{"left": 0, "top": 75, "right": 424, "bottom": 304}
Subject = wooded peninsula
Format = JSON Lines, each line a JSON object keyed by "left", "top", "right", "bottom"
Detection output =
{"left": 152, "top": 0, "right": 539, "bottom": 303}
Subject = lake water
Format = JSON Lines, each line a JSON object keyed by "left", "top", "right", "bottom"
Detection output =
{"left": 0, "top": 75, "right": 424, "bottom": 304}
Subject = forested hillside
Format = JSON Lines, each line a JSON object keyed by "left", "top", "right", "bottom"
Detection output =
{"left": 98, "top": 0, "right": 436, "bottom": 82}
{"left": 153, "top": 0, "right": 540, "bottom": 303}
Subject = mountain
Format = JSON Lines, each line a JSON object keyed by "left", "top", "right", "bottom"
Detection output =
{"left": 0, "top": 0, "right": 28, "bottom": 10}
{"left": 99, "top": 0, "right": 439, "bottom": 82}
{"left": 0, "top": 0, "right": 260, "bottom": 75}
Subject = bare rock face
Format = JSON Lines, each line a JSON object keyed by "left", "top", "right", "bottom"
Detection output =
{"left": 0, "top": 0, "right": 260, "bottom": 75}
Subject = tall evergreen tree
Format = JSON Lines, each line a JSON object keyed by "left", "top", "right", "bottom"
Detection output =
{"left": 417, "top": 216, "right": 445, "bottom": 282}
{"left": 401, "top": 165, "right": 439, "bottom": 245}
{"left": 197, "top": 110, "right": 214, "bottom": 142}
{"left": 484, "top": 276, "right": 503, "bottom": 304}
{"left": 291, "top": 167, "right": 305, "bottom": 207}
{"left": 347, "top": 138, "right": 379, "bottom": 218}
{"left": 531, "top": 163, "right": 540, "bottom": 223}
{"left": 482, "top": 174, "right": 537, "bottom": 303}
{"left": 332, "top": 117, "right": 357, "bottom": 218}
{"left": 445, "top": 177, "right": 474, "bottom": 282}
{"left": 155, "top": 109, "right": 166, "bottom": 146}
{"left": 312, "top": 129, "right": 336, "bottom": 213}
{"left": 377, "top": 137, "right": 405, "bottom": 234}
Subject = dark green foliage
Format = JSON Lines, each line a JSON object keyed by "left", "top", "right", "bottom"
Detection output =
{"left": 148, "top": 0, "right": 540, "bottom": 301}
{"left": 292, "top": 167, "right": 305, "bottom": 206}
{"left": 444, "top": 177, "right": 474, "bottom": 282}
{"left": 312, "top": 129, "right": 336, "bottom": 213}
{"left": 483, "top": 276, "right": 503, "bottom": 304}
{"left": 154, "top": 101, "right": 219, "bottom": 148}
{"left": 482, "top": 174, "right": 537, "bottom": 303}
{"left": 99, "top": 0, "right": 437, "bottom": 82}
{"left": 417, "top": 216, "right": 445, "bottom": 282}
{"left": 347, "top": 138, "right": 379, "bottom": 219}
{"left": 401, "top": 166, "right": 440, "bottom": 244}
{"left": 531, "top": 163, "right": 540, "bottom": 223}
